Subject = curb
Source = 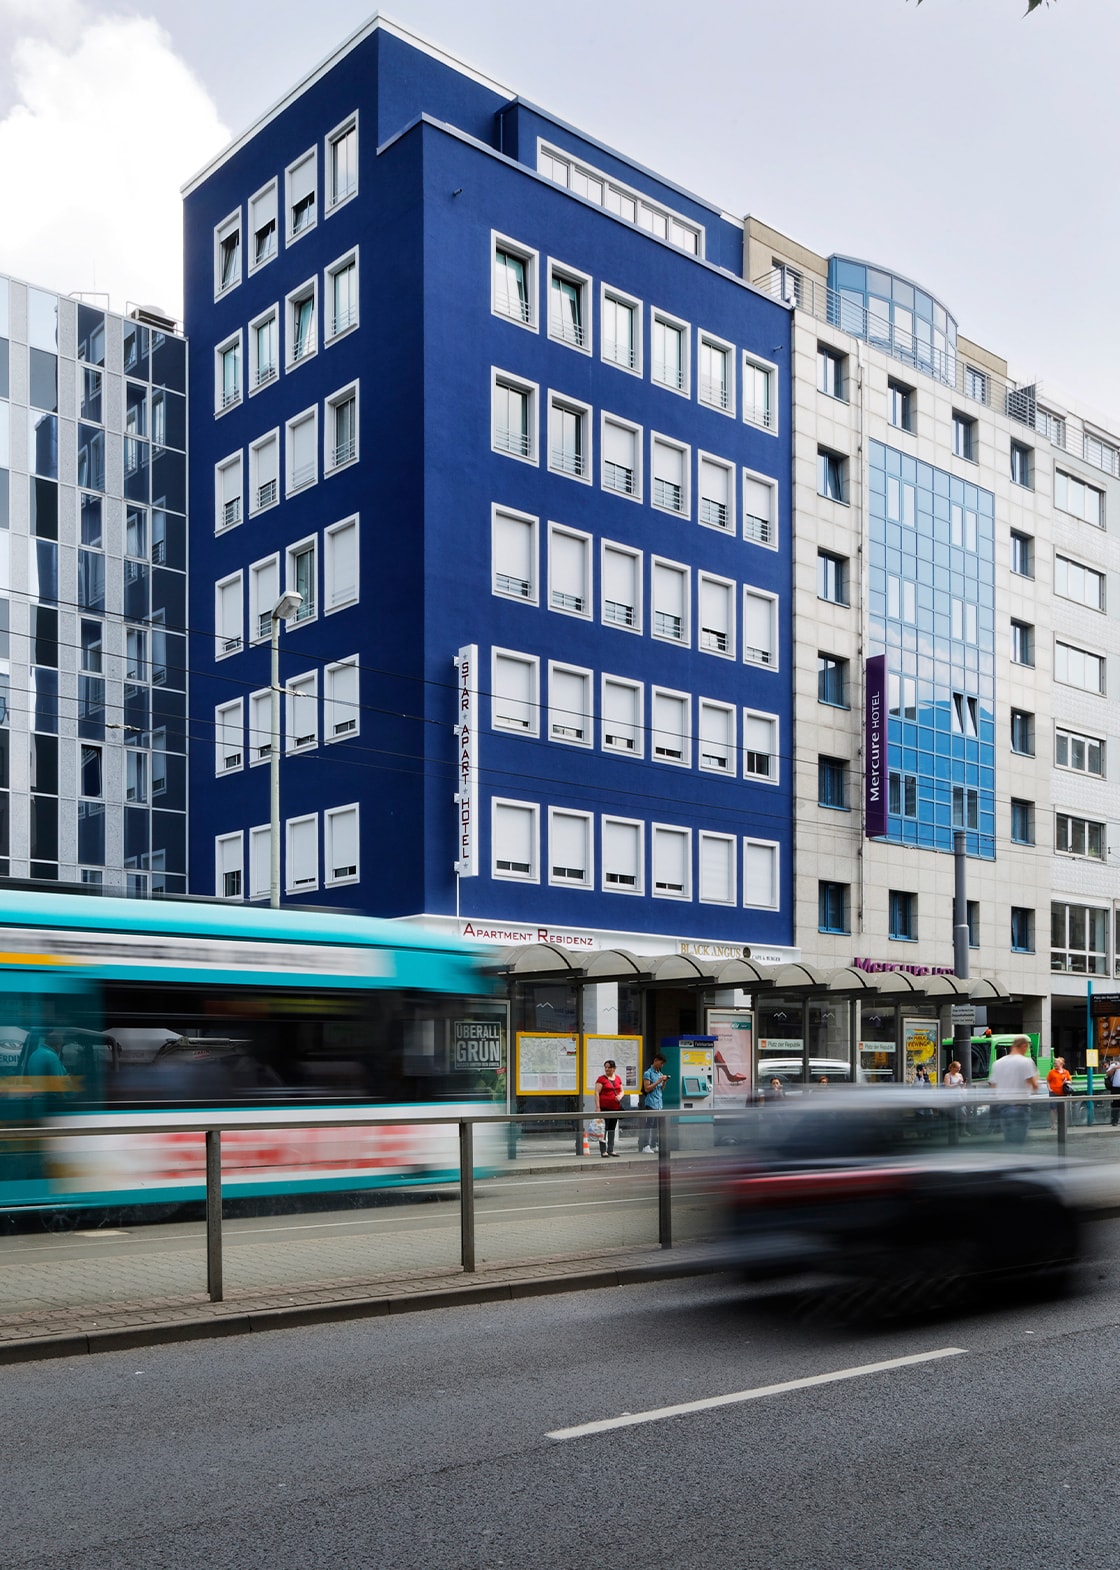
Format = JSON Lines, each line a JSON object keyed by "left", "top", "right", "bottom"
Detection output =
{"left": 0, "top": 1254, "right": 718, "bottom": 1365}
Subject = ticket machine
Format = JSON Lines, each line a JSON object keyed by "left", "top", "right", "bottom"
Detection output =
{"left": 659, "top": 1036, "right": 716, "bottom": 1134}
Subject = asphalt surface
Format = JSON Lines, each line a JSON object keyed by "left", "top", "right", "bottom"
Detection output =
{"left": 5, "top": 1223, "right": 1120, "bottom": 1569}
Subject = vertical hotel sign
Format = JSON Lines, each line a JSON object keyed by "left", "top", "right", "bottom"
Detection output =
{"left": 865, "top": 653, "right": 888, "bottom": 838}
{"left": 455, "top": 646, "right": 478, "bottom": 876}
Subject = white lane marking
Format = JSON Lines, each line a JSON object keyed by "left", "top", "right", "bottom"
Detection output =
{"left": 547, "top": 1347, "right": 968, "bottom": 1440}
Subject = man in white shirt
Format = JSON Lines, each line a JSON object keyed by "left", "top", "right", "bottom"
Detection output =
{"left": 989, "top": 1034, "right": 1039, "bottom": 1144}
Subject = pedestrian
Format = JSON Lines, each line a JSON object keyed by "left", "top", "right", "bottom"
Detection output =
{"left": 764, "top": 1076, "right": 785, "bottom": 1102}
{"left": 1047, "top": 1057, "right": 1071, "bottom": 1099}
{"left": 595, "top": 1058, "right": 623, "bottom": 1157}
{"left": 1107, "top": 1058, "right": 1120, "bottom": 1127}
{"left": 640, "top": 1052, "right": 668, "bottom": 1154}
{"left": 988, "top": 1034, "right": 1040, "bottom": 1145}
{"left": 913, "top": 1062, "right": 932, "bottom": 1087}
{"left": 943, "top": 1059, "right": 965, "bottom": 1089}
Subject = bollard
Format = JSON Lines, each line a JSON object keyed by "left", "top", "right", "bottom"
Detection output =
{"left": 459, "top": 1119, "right": 476, "bottom": 1273}
{"left": 205, "top": 1128, "right": 223, "bottom": 1303}
{"left": 657, "top": 1118, "right": 672, "bottom": 1249}
{"left": 1057, "top": 1097, "right": 1067, "bottom": 1159}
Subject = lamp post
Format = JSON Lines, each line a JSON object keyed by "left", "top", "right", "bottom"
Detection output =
{"left": 269, "top": 590, "right": 303, "bottom": 909}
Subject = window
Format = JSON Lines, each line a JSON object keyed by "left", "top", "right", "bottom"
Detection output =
{"left": 286, "top": 151, "right": 316, "bottom": 240}
{"left": 1010, "top": 441, "right": 1032, "bottom": 489}
{"left": 1010, "top": 531, "right": 1033, "bottom": 577}
{"left": 325, "top": 803, "right": 359, "bottom": 885}
{"left": 601, "top": 542, "right": 641, "bottom": 630}
{"left": 1010, "top": 619, "right": 1034, "bottom": 667}
{"left": 651, "top": 688, "right": 689, "bottom": 766}
{"left": 1010, "top": 798, "right": 1034, "bottom": 846}
{"left": 215, "top": 700, "right": 243, "bottom": 774}
{"left": 699, "top": 455, "right": 734, "bottom": 531}
{"left": 817, "top": 447, "right": 846, "bottom": 502}
{"left": 950, "top": 598, "right": 977, "bottom": 643}
{"left": 890, "top": 576, "right": 917, "bottom": 624}
{"left": 951, "top": 786, "right": 979, "bottom": 830}
{"left": 950, "top": 503, "right": 977, "bottom": 551}
{"left": 325, "top": 516, "right": 359, "bottom": 611}
{"left": 1055, "top": 641, "right": 1104, "bottom": 694}
{"left": 326, "top": 383, "right": 358, "bottom": 471}
{"left": 699, "top": 573, "right": 734, "bottom": 657}
{"left": 889, "top": 890, "right": 916, "bottom": 941}
{"left": 286, "top": 813, "right": 318, "bottom": 892}
{"left": 951, "top": 692, "right": 979, "bottom": 736}
{"left": 492, "top": 650, "right": 539, "bottom": 735}
{"left": 215, "top": 335, "right": 241, "bottom": 411}
{"left": 952, "top": 412, "right": 976, "bottom": 461}
{"left": 773, "top": 261, "right": 802, "bottom": 305}
{"left": 216, "top": 833, "right": 243, "bottom": 900}
{"left": 698, "top": 700, "right": 735, "bottom": 775}
{"left": 492, "top": 372, "right": 536, "bottom": 462}
{"left": 248, "top": 182, "right": 277, "bottom": 271}
{"left": 548, "top": 663, "right": 592, "bottom": 746}
{"left": 548, "top": 263, "right": 590, "bottom": 351}
{"left": 324, "top": 658, "right": 359, "bottom": 741}
{"left": 601, "top": 288, "right": 640, "bottom": 373}
{"left": 818, "top": 550, "right": 847, "bottom": 604}
{"left": 548, "top": 525, "right": 590, "bottom": 617}
{"left": 249, "top": 431, "right": 279, "bottom": 514}
{"left": 819, "top": 882, "right": 849, "bottom": 934}
{"left": 493, "top": 237, "right": 536, "bottom": 328}
{"left": 250, "top": 308, "right": 279, "bottom": 390}
{"left": 548, "top": 394, "right": 590, "bottom": 479}
{"left": 742, "top": 356, "right": 775, "bottom": 431}
{"left": 601, "top": 417, "right": 641, "bottom": 499}
{"left": 286, "top": 408, "right": 318, "bottom": 495}
{"left": 286, "top": 671, "right": 318, "bottom": 752}
{"left": 286, "top": 537, "right": 316, "bottom": 623}
{"left": 80, "top": 744, "right": 102, "bottom": 798}
{"left": 743, "top": 590, "right": 778, "bottom": 669}
{"left": 1055, "top": 555, "right": 1105, "bottom": 611}
{"left": 215, "top": 573, "right": 242, "bottom": 659}
{"left": 1011, "top": 908, "right": 1034, "bottom": 954}
{"left": 493, "top": 800, "right": 537, "bottom": 881}
{"left": 1010, "top": 708, "right": 1034, "bottom": 755}
{"left": 602, "top": 817, "right": 643, "bottom": 894}
{"left": 699, "top": 334, "right": 733, "bottom": 413}
{"left": 889, "top": 770, "right": 918, "bottom": 818}
{"left": 743, "top": 472, "right": 776, "bottom": 546}
{"left": 818, "top": 756, "right": 848, "bottom": 810}
{"left": 888, "top": 380, "right": 914, "bottom": 431}
{"left": 215, "top": 213, "right": 240, "bottom": 294}
{"left": 1051, "top": 903, "right": 1108, "bottom": 974}
{"left": 651, "top": 312, "right": 688, "bottom": 394}
{"left": 287, "top": 281, "right": 317, "bottom": 367}
{"left": 652, "top": 826, "right": 691, "bottom": 899}
{"left": 651, "top": 436, "right": 689, "bottom": 515}
{"left": 125, "top": 751, "right": 148, "bottom": 806}
{"left": 743, "top": 841, "right": 779, "bottom": 910}
{"left": 1056, "top": 813, "right": 1105, "bottom": 860}
{"left": 602, "top": 677, "right": 642, "bottom": 756}
{"left": 816, "top": 344, "right": 846, "bottom": 400}
{"left": 215, "top": 454, "right": 242, "bottom": 532}
{"left": 249, "top": 689, "right": 272, "bottom": 763}
{"left": 817, "top": 653, "right": 847, "bottom": 707}
{"left": 966, "top": 901, "right": 980, "bottom": 949}
{"left": 651, "top": 558, "right": 689, "bottom": 644}
{"left": 549, "top": 810, "right": 592, "bottom": 887}
{"left": 1056, "top": 728, "right": 1104, "bottom": 777}
{"left": 327, "top": 116, "right": 358, "bottom": 209}
{"left": 249, "top": 555, "right": 279, "bottom": 643}
{"left": 1055, "top": 470, "right": 1103, "bottom": 527}
{"left": 493, "top": 507, "right": 538, "bottom": 603}
{"left": 744, "top": 710, "right": 778, "bottom": 782}
{"left": 538, "top": 143, "right": 702, "bottom": 256}
{"left": 326, "top": 252, "right": 358, "bottom": 339}
{"left": 699, "top": 834, "right": 736, "bottom": 905}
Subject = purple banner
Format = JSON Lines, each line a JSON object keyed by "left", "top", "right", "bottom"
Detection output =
{"left": 865, "top": 654, "right": 888, "bottom": 838}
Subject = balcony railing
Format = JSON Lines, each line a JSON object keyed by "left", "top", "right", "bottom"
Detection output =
{"left": 551, "top": 445, "right": 586, "bottom": 478}
{"left": 221, "top": 497, "right": 241, "bottom": 530}
{"left": 603, "top": 461, "right": 635, "bottom": 495}
{"left": 256, "top": 479, "right": 277, "bottom": 510}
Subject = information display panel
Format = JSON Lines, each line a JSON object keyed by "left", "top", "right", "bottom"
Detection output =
{"left": 516, "top": 1031, "right": 578, "bottom": 1095}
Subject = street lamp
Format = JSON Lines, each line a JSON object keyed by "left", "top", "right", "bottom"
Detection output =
{"left": 269, "top": 589, "right": 303, "bottom": 909}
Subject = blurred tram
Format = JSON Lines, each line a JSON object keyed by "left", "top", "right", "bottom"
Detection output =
{"left": 0, "top": 891, "right": 505, "bottom": 1219}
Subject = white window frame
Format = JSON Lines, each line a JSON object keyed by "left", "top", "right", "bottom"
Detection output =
{"left": 491, "top": 798, "right": 539, "bottom": 883}
{"left": 743, "top": 587, "right": 779, "bottom": 670}
{"left": 1055, "top": 469, "right": 1105, "bottom": 528}
{"left": 547, "top": 258, "right": 592, "bottom": 355}
{"left": 600, "top": 284, "right": 642, "bottom": 376}
{"left": 286, "top": 533, "right": 318, "bottom": 626}
{"left": 325, "top": 249, "right": 359, "bottom": 342}
{"left": 742, "top": 352, "right": 778, "bottom": 434}
{"left": 491, "top": 648, "right": 540, "bottom": 737}
{"left": 651, "top": 824, "right": 692, "bottom": 901}
{"left": 215, "top": 332, "right": 242, "bottom": 414}
{"left": 547, "top": 523, "right": 592, "bottom": 620}
{"left": 1055, "top": 639, "right": 1105, "bottom": 695}
{"left": 650, "top": 685, "right": 691, "bottom": 768}
{"left": 698, "top": 699, "right": 736, "bottom": 776}
{"left": 547, "top": 662, "right": 593, "bottom": 748}
{"left": 651, "top": 556, "right": 690, "bottom": 647}
{"left": 492, "top": 505, "right": 538, "bottom": 604}
{"left": 285, "top": 149, "right": 317, "bottom": 243}
{"left": 651, "top": 433, "right": 690, "bottom": 517}
{"left": 249, "top": 689, "right": 272, "bottom": 766}
{"left": 547, "top": 391, "right": 592, "bottom": 483}
{"left": 286, "top": 278, "right": 318, "bottom": 370}
{"left": 1055, "top": 553, "right": 1106, "bottom": 613}
{"left": 286, "top": 812, "right": 319, "bottom": 894}
{"left": 286, "top": 669, "right": 318, "bottom": 754}
{"left": 601, "top": 675, "right": 643, "bottom": 759}
{"left": 697, "top": 451, "right": 735, "bottom": 534}
{"left": 548, "top": 808, "right": 593, "bottom": 889}
{"left": 215, "top": 452, "right": 243, "bottom": 533}
{"left": 600, "top": 413, "right": 642, "bottom": 502}
{"left": 324, "top": 515, "right": 359, "bottom": 613}
{"left": 537, "top": 140, "right": 703, "bottom": 258}
{"left": 215, "top": 699, "right": 243, "bottom": 776}
{"left": 249, "top": 825, "right": 270, "bottom": 901}
{"left": 601, "top": 815, "right": 644, "bottom": 896}
{"left": 743, "top": 838, "right": 781, "bottom": 910}
{"left": 699, "top": 832, "right": 737, "bottom": 906}
{"left": 324, "top": 657, "right": 360, "bottom": 743}
{"left": 248, "top": 553, "right": 280, "bottom": 645}
{"left": 248, "top": 305, "right": 279, "bottom": 393}
{"left": 492, "top": 232, "right": 538, "bottom": 332}
{"left": 325, "top": 380, "right": 359, "bottom": 473}
{"left": 325, "top": 803, "right": 360, "bottom": 886}
{"left": 698, "top": 571, "right": 736, "bottom": 659}
{"left": 248, "top": 428, "right": 280, "bottom": 516}
{"left": 743, "top": 708, "right": 780, "bottom": 785}
{"left": 247, "top": 180, "right": 278, "bottom": 274}
{"left": 214, "top": 210, "right": 241, "bottom": 298}
{"left": 214, "top": 572, "right": 243, "bottom": 661}
{"left": 325, "top": 112, "right": 359, "bottom": 213}
{"left": 698, "top": 331, "right": 735, "bottom": 416}
{"left": 215, "top": 832, "right": 243, "bottom": 900}
{"left": 651, "top": 309, "right": 690, "bottom": 397}
{"left": 742, "top": 468, "right": 778, "bottom": 549}
{"left": 491, "top": 368, "right": 538, "bottom": 465}
{"left": 600, "top": 540, "right": 642, "bottom": 634}
{"left": 285, "top": 406, "right": 318, "bottom": 497}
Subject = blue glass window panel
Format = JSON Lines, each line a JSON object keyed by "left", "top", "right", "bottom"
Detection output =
{"left": 834, "top": 259, "right": 865, "bottom": 290}
{"left": 892, "top": 277, "right": 914, "bottom": 308}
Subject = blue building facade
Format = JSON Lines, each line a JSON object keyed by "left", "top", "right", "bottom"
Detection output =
{"left": 184, "top": 19, "right": 795, "bottom": 953}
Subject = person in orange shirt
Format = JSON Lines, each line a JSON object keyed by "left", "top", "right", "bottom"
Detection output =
{"left": 1047, "top": 1057, "right": 1071, "bottom": 1097}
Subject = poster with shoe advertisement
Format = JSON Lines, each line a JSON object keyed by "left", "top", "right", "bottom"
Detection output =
{"left": 705, "top": 1009, "right": 753, "bottom": 1108}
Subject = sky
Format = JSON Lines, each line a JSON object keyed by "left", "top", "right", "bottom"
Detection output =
{"left": 0, "top": 0, "right": 1115, "bottom": 424}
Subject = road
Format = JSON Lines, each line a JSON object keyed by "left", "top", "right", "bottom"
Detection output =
{"left": 5, "top": 1226, "right": 1120, "bottom": 1569}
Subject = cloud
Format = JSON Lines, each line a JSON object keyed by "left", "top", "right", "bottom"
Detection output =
{"left": 0, "top": 11, "right": 229, "bottom": 318}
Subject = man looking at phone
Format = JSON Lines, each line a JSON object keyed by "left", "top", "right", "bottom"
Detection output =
{"left": 641, "top": 1052, "right": 668, "bottom": 1154}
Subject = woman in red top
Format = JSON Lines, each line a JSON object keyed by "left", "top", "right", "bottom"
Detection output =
{"left": 596, "top": 1059, "right": 623, "bottom": 1158}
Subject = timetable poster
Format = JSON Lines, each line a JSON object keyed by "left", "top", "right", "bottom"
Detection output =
{"left": 584, "top": 1035, "right": 642, "bottom": 1098}
{"left": 516, "top": 1032, "right": 578, "bottom": 1095}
